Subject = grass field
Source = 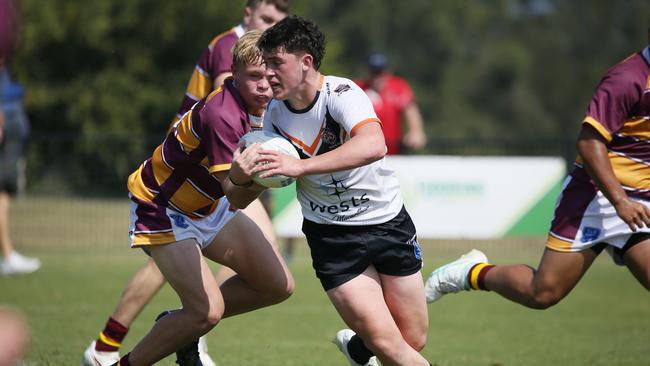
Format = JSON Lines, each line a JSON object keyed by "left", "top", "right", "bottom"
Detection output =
{"left": 2, "top": 197, "right": 649, "bottom": 365}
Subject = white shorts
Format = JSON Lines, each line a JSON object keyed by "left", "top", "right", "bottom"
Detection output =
{"left": 547, "top": 183, "right": 650, "bottom": 264}
{"left": 129, "top": 196, "right": 238, "bottom": 250}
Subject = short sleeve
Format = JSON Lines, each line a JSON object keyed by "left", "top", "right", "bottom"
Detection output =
{"left": 583, "top": 69, "right": 641, "bottom": 142}
{"left": 328, "top": 80, "right": 380, "bottom": 135}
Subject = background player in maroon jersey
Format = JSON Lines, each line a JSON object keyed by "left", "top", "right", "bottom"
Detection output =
{"left": 83, "top": 2, "right": 290, "bottom": 365}
{"left": 425, "top": 31, "right": 650, "bottom": 310}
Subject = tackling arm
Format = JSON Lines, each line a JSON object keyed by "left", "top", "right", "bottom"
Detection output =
{"left": 213, "top": 144, "right": 266, "bottom": 209}
{"left": 577, "top": 124, "right": 650, "bottom": 231}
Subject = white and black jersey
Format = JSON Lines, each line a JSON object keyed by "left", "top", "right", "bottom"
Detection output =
{"left": 263, "top": 75, "right": 404, "bottom": 226}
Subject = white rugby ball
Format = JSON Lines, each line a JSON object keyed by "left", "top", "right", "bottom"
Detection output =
{"left": 239, "top": 130, "right": 300, "bottom": 188}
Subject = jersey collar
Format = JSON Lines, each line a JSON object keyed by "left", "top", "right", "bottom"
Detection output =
{"left": 234, "top": 24, "right": 245, "bottom": 38}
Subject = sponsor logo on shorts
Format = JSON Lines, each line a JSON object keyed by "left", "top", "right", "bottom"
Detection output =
{"left": 407, "top": 234, "right": 422, "bottom": 260}
{"left": 580, "top": 226, "right": 601, "bottom": 243}
{"left": 169, "top": 213, "right": 189, "bottom": 229}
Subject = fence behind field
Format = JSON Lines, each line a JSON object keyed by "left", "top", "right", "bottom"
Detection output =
{"left": 12, "top": 134, "right": 574, "bottom": 250}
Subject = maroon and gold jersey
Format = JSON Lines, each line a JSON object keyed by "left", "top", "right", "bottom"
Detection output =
{"left": 580, "top": 48, "right": 650, "bottom": 199}
{"left": 129, "top": 79, "right": 250, "bottom": 218}
{"left": 175, "top": 25, "right": 244, "bottom": 120}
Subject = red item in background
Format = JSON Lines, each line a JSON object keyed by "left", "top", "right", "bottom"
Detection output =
{"left": 357, "top": 74, "right": 414, "bottom": 154}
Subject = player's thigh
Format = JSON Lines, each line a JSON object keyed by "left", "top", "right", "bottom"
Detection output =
{"left": 534, "top": 248, "right": 599, "bottom": 298}
{"left": 240, "top": 198, "right": 277, "bottom": 246}
{"left": 149, "top": 239, "right": 222, "bottom": 313}
{"left": 327, "top": 266, "right": 402, "bottom": 341}
{"left": 379, "top": 271, "right": 428, "bottom": 345}
{"left": 622, "top": 235, "right": 650, "bottom": 290}
{"left": 202, "top": 212, "right": 290, "bottom": 291}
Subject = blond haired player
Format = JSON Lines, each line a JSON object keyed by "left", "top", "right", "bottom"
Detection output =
{"left": 103, "top": 31, "right": 294, "bottom": 366}
{"left": 83, "top": 2, "right": 290, "bottom": 365}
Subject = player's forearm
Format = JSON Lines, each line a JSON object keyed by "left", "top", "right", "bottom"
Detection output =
{"left": 404, "top": 103, "right": 425, "bottom": 134}
{"left": 215, "top": 171, "right": 265, "bottom": 209}
{"left": 301, "top": 129, "right": 385, "bottom": 175}
{"left": 223, "top": 181, "right": 264, "bottom": 209}
{"left": 577, "top": 126, "right": 628, "bottom": 205}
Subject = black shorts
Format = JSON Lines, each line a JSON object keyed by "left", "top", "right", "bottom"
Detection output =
{"left": 302, "top": 206, "right": 423, "bottom": 291}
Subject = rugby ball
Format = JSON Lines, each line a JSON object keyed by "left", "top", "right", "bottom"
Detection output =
{"left": 239, "top": 130, "right": 300, "bottom": 188}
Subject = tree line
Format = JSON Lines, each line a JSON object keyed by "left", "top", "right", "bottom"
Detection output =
{"left": 9, "top": 0, "right": 650, "bottom": 195}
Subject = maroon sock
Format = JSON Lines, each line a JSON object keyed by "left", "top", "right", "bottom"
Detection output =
{"left": 467, "top": 263, "right": 495, "bottom": 290}
{"left": 476, "top": 264, "right": 495, "bottom": 290}
{"left": 95, "top": 317, "right": 128, "bottom": 352}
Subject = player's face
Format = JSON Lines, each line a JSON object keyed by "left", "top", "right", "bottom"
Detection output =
{"left": 243, "top": 3, "right": 287, "bottom": 32}
{"left": 263, "top": 49, "right": 306, "bottom": 101}
{"left": 233, "top": 61, "right": 272, "bottom": 116}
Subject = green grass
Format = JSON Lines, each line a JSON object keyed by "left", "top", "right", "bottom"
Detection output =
{"left": 2, "top": 197, "right": 649, "bottom": 365}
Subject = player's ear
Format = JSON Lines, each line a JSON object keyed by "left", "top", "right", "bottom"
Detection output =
{"left": 301, "top": 53, "right": 313, "bottom": 71}
{"left": 243, "top": 6, "right": 253, "bottom": 23}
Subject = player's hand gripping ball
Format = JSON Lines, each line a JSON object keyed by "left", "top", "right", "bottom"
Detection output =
{"left": 239, "top": 130, "right": 300, "bottom": 188}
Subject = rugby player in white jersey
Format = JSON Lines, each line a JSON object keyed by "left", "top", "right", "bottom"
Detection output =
{"left": 256, "top": 16, "right": 434, "bottom": 366}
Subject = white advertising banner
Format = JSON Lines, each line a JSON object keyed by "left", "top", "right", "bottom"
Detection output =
{"left": 272, "top": 156, "right": 566, "bottom": 239}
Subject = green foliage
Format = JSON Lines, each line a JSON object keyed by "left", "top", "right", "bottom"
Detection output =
{"left": 13, "top": 0, "right": 244, "bottom": 194}
{"left": 7, "top": 0, "right": 650, "bottom": 195}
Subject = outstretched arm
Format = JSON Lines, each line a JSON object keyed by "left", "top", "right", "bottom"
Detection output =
{"left": 577, "top": 124, "right": 650, "bottom": 231}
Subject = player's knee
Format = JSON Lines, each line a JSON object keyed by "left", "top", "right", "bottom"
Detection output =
{"left": 404, "top": 331, "right": 427, "bottom": 352}
{"left": 195, "top": 308, "right": 222, "bottom": 331}
{"left": 184, "top": 298, "right": 224, "bottom": 330}
{"left": 528, "top": 289, "right": 563, "bottom": 309}
{"left": 403, "top": 336, "right": 426, "bottom": 352}
{"left": 266, "top": 272, "right": 295, "bottom": 304}
{"left": 204, "top": 309, "right": 222, "bottom": 328}
{"left": 265, "top": 271, "right": 295, "bottom": 304}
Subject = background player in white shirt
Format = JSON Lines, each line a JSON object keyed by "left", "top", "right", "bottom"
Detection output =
{"left": 256, "top": 16, "right": 433, "bottom": 366}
